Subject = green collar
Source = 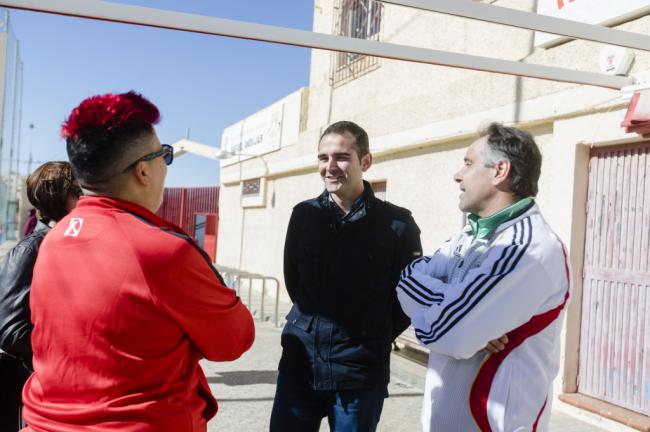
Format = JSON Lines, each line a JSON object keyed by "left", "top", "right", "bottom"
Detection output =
{"left": 468, "top": 197, "right": 534, "bottom": 239}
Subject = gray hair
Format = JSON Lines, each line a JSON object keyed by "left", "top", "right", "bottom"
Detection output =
{"left": 480, "top": 122, "right": 542, "bottom": 197}
{"left": 483, "top": 143, "right": 509, "bottom": 167}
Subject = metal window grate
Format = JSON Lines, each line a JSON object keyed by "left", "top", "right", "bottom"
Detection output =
{"left": 242, "top": 178, "right": 261, "bottom": 197}
{"left": 579, "top": 142, "right": 650, "bottom": 416}
{"left": 331, "top": 0, "right": 382, "bottom": 87}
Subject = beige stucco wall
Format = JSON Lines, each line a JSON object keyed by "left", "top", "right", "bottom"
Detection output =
{"left": 218, "top": 0, "right": 650, "bottom": 289}
{"left": 303, "top": 0, "right": 650, "bottom": 147}
{"left": 218, "top": 168, "right": 324, "bottom": 303}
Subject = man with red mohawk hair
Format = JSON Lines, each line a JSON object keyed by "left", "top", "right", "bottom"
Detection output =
{"left": 21, "top": 91, "right": 255, "bottom": 432}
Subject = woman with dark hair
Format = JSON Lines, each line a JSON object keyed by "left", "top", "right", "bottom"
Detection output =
{"left": 0, "top": 161, "right": 81, "bottom": 431}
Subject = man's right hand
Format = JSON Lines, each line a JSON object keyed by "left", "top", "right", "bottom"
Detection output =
{"left": 483, "top": 334, "right": 509, "bottom": 354}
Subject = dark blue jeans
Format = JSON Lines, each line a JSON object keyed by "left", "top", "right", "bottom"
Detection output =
{"left": 270, "top": 373, "right": 386, "bottom": 432}
{"left": 0, "top": 353, "right": 30, "bottom": 432}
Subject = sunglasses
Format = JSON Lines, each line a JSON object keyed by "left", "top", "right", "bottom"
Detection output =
{"left": 122, "top": 144, "right": 174, "bottom": 173}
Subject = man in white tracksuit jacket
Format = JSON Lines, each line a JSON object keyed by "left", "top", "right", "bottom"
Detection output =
{"left": 397, "top": 123, "right": 570, "bottom": 432}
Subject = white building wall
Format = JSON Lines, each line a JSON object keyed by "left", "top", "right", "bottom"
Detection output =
{"left": 216, "top": 3, "right": 650, "bottom": 427}
{"left": 218, "top": 0, "right": 650, "bottom": 290}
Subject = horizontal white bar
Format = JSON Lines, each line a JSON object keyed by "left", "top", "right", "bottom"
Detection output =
{"left": 171, "top": 139, "right": 227, "bottom": 160}
{"left": 0, "top": 0, "right": 634, "bottom": 89}
{"left": 381, "top": 0, "right": 650, "bottom": 51}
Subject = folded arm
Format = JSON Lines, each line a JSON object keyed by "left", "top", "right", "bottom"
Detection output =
{"left": 398, "top": 223, "right": 559, "bottom": 359}
{"left": 152, "top": 243, "right": 255, "bottom": 362}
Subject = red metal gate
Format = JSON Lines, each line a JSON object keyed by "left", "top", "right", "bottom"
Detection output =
{"left": 156, "top": 186, "right": 220, "bottom": 260}
{"left": 580, "top": 142, "right": 650, "bottom": 415}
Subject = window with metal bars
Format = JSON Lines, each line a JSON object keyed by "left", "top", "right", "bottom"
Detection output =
{"left": 241, "top": 178, "right": 261, "bottom": 197}
{"left": 331, "top": 0, "right": 382, "bottom": 87}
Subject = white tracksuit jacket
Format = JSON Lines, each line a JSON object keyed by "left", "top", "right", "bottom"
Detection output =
{"left": 397, "top": 204, "right": 570, "bottom": 432}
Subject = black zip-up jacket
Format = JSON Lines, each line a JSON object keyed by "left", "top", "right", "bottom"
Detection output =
{"left": 279, "top": 182, "right": 422, "bottom": 390}
{"left": 0, "top": 220, "right": 50, "bottom": 367}
{"left": 0, "top": 220, "right": 49, "bottom": 431}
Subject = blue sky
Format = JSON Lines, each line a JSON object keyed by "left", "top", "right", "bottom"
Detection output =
{"left": 9, "top": 1, "right": 313, "bottom": 186}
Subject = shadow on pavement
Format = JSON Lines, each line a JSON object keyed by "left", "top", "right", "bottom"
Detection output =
{"left": 217, "top": 397, "right": 275, "bottom": 402}
{"left": 207, "top": 370, "right": 279, "bottom": 386}
{"left": 215, "top": 393, "right": 422, "bottom": 404}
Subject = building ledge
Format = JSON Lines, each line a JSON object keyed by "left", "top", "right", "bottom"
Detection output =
{"left": 559, "top": 393, "right": 650, "bottom": 432}
{"left": 221, "top": 80, "right": 637, "bottom": 185}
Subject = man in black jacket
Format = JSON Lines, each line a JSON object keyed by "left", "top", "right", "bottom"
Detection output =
{"left": 270, "top": 121, "right": 422, "bottom": 431}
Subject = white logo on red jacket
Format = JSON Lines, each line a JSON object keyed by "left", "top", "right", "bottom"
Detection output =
{"left": 64, "top": 218, "right": 84, "bottom": 237}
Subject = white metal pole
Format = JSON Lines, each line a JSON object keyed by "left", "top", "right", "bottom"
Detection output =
{"left": 380, "top": 0, "right": 650, "bottom": 52}
{"left": 0, "top": 0, "right": 635, "bottom": 89}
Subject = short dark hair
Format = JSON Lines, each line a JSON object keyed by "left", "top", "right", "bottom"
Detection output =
{"left": 482, "top": 122, "right": 542, "bottom": 197}
{"left": 61, "top": 91, "right": 160, "bottom": 187}
{"left": 26, "top": 161, "right": 81, "bottom": 224}
{"left": 319, "top": 121, "right": 370, "bottom": 159}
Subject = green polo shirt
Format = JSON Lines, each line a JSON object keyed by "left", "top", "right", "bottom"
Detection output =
{"left": 468, "top": 197, "right": 534, "bottom": 239}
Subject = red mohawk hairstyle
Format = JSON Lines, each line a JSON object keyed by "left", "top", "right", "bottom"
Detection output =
{"left": 63, "top": 91, "right": 162, "bottom": 187}
{"left": 62, "top": 91, "right": 160, "bottom": 141}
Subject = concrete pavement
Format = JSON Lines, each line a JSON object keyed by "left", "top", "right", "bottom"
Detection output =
{"left": 203, "top": 322, "right": 607, "bottom": 432}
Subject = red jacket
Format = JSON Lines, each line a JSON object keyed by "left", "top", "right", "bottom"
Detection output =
{"left": 22, "top": 196, "right": 254, "bottom": 431}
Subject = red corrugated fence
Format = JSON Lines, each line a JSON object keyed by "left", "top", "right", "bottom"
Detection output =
{"left": 156, "top": 186, "right": 220, "bottom": 261}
